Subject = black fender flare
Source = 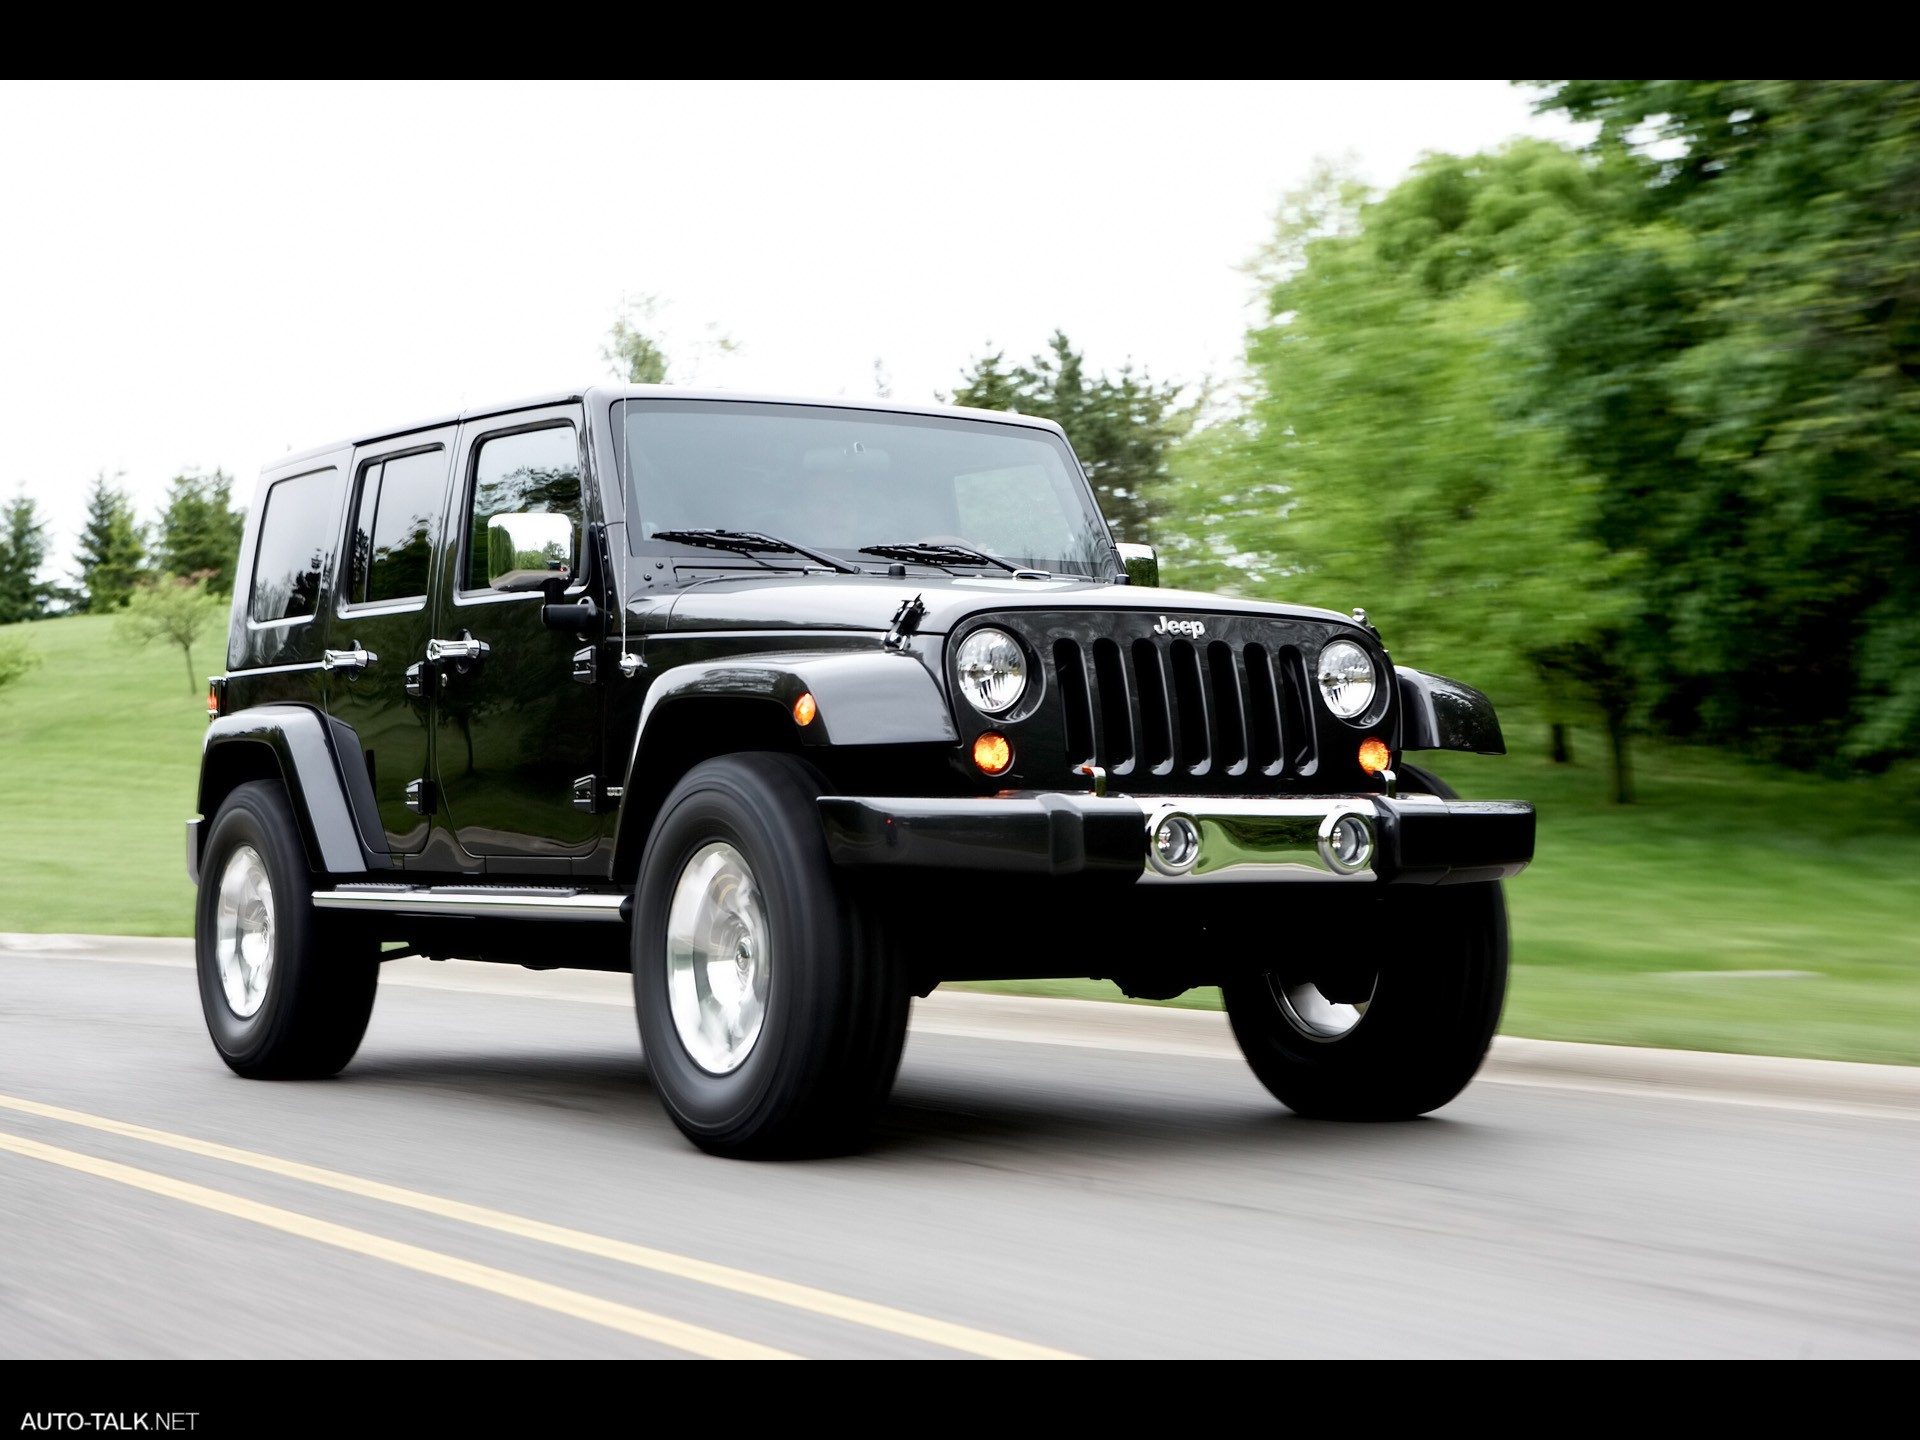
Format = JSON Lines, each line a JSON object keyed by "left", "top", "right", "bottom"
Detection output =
{"left": 1395, "top": 667, "right": 1506, "bottom": 755}
{"left": 611, "top": 650, "right": 957, "bottom": 876}
{"left": 195, "top": 704, "right": 386, "bottom": 879}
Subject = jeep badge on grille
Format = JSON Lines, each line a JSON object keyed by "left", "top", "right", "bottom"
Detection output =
{"left": 1153, "top": 615, "right": 1206, "bottom": 638}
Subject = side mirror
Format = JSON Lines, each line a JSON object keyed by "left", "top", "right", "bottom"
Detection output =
{"left": 486, "top": 512, "right": 577, "bottom": 593}
{"left": 1116, "top": 541, "right": 1159, "bottom": 588}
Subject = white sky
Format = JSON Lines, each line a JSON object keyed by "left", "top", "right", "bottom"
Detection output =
{"left": 0, "top": 80, "right": 1583, "bottom": 569}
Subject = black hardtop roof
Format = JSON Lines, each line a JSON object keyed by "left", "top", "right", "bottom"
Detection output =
{"left": 262, "top": 384, "right": 1071, "bottom": 477}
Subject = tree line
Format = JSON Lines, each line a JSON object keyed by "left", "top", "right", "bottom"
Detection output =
{"left": 0, "top": 471, "right": 245, "bottom": 623}
{"left": 0, "top": 472, "right": 246, "bottom": 698}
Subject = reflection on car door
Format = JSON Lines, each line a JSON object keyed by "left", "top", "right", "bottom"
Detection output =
{"left": 325, "top": 432, "right": 454, "bottom": 855}
{"left": 432, "top": 407, "right": 603, "bottom": 872}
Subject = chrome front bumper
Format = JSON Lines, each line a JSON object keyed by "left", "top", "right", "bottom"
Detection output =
{"left": 818, "top": 791, "right": 1534, "bottom": 886}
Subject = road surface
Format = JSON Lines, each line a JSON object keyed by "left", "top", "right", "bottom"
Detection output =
{"left": 2, "top": 935, "right": 1916, "bottom": 1359}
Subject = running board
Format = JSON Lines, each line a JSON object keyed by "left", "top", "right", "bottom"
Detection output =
{"left": 312, "top": 886, "right": 629, "bottom": 923}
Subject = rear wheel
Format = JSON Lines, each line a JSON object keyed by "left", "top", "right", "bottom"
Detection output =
{"left": 633, "top": 753, "right": 908, "bottom": 1158}
{"left": 1222, "top": 764, "right": 1508, "bottom": 1119}
{"left": 195, "top": 780, "right": 379, "bottom": 1078}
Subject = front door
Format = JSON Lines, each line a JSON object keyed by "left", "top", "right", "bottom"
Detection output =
{"left": 432, "top": 408, "right": 602, "bottom": 870}
{"left": 325, "top": 432, "right": 455, "bottom": 855}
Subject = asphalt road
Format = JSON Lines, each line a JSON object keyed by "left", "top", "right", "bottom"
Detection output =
{"left": 2, "top": 936, "right": 1917, "bottom": 1359}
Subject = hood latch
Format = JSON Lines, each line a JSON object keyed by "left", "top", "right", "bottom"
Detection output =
{"left": 883, "top": 594, "right": 927, "bottom": 651}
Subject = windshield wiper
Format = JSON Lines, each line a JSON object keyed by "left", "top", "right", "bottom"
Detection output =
{"left": 652, "top": 529, "right": 861, "bottom": 575}
{"left": 858, "top": 541, "right": 1048, "bottom": 578}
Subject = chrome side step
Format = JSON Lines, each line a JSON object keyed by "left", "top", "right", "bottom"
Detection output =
{"left": 312, "top": 886, "right": 629, "bottom": 923}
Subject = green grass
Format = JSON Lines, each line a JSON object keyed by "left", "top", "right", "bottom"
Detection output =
{"left": 0, "top": 614, "right": 209, "bottom": 936}
{"left": 5, "top": 612, "right": 1919, "bottom": 1063}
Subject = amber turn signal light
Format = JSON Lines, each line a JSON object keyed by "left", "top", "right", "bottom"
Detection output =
{"left": 1358, "top": 737, "right": 1391, "bottom": 774}
{"left": 793, "top": 692, "right": 817, "bottom": 727}
{"left": 972, "top": 731, "right": 1013, "bottom": 776}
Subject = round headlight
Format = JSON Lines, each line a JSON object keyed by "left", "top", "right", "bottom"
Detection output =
{"left": 955, "top": 628, "right": 1027, "bottom": 715}
{"left": 1317, "top": 639, "right": 1377, "bottom": 719}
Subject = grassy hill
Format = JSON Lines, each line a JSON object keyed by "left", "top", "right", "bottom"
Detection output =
{"left": 0, "top": 614, "right": 210, "bottom": 936}
{"left": 4, "top": 611, "right": 1918, "bottom": 1062}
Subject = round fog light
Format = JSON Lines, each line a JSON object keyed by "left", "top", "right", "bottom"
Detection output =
{"left": 1149, "top": 814, "right": 1201, "bottom": 875}
{"left": 972, "top": 731, "right": 1013, "bottom": 776}
{"left": 1318, "top": 812, "right": 1375, "bottom": 874}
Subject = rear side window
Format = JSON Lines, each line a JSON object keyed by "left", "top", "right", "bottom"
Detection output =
{"left": 464, "top": 425, "right": 582, "bottom": 591}
{"left": 250, "top": 468, "right": 338, "bottom": 623}
{"left": 347, "top": 448, "right": 446, "bottom": 606}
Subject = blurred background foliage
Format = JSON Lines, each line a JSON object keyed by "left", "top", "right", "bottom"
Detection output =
{"left": 1151, "top": 81, "right": 1920, "bottom": 798}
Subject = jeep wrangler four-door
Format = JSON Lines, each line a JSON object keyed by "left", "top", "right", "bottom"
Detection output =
{"left": 188, "top": 386, "right": 1534, "bottom": 1157}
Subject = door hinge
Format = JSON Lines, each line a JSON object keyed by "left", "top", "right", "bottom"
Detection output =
{"left": 572, "top": 645, "right": 597, "bottom": 685}
{"left": 405, "top": 779, "right": 436, "bottom": 815}
{"left": 405, "top": 662, "right": 427, "bottom": 699}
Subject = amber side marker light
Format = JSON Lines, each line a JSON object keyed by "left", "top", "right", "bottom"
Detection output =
{"left": 793, "top": 692, "right": 817, "bottom": 727}
{"left": 973, "top": 732, "right": 1013, "bottom": 776}
{"left": 1358, "top": 737, "right": 1391, "bottom": 775}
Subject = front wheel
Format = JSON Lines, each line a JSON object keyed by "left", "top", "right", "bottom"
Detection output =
{"left": 633, "top": 753, "right": 908, "bottom": 1158}
{"left": 1222, "top": 880, "right": 1508, "bottom": 1119}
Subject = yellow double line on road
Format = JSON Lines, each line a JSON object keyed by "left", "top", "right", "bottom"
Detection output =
{"left": 0, "top": 1092, "right": 1075, "bottom": 1360}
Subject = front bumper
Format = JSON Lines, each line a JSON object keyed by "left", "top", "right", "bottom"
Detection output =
{"left": 818, "top": 791, "right": 1533, "bottom": 886}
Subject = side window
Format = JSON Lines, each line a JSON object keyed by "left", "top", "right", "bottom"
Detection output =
{"left": 250, "top": 468, "right": 338, "bottom": 624}
{"left": 347, "top": 448, "right": 444, "bottom": 606}
{"left": 464, "top": 425, "right": 582, "bottom": 592}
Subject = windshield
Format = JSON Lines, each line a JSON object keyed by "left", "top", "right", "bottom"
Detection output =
{"left": 618, "top": 400, "right": 1115, "bottom": 578}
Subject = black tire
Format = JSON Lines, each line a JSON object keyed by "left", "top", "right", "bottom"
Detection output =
{"left": 195, "top": 780, "right": 379, "bottom": 1079}
{"left": 633, "top": 753, "right": 908, "bottom": 1158}
{"left": 1222, "top": 763, "right": 1508, "bottom": 1120}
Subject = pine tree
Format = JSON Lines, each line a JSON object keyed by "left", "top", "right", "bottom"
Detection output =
{"left": 73, "top": 472, "right": 148, "bottom": 612}
{"left": 948, "top": 333, "right": 1196, "bottom": 545}
{"left": 0, "top": 491, "right": 54, "bottom": 625}
{"left": 156, "top": 471, "right": 245, "bottom": 596}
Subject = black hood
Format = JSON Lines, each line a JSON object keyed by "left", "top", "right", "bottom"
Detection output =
{"left": 660, "top": 572, "right": 1358, "bottom": 636}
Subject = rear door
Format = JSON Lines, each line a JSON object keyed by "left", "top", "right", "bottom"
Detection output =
{"left": 325, "top": 431, "right": 455, "bottom": 854}
{"left": 431, "top": 406, "right": 602, "bottom": 871}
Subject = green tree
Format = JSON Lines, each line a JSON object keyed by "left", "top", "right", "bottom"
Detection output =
{"left": 0, "top": 491, "right": 55, "bottom": 625}
{"left": 948, "top": 331, "right": 1197, "bottom": 545}
{"left": 0, "top": 631, "right": 37, "bottom": 699}
{"left": 116, "top": 572, "right": 222, "bottom": 693}
{"left": 603, "top": 294, "right": 738, "bottom": 386}
{"left": 72, "top": 472, "right": 148, "bottom": 612}
{"left": 156, "top": 471, "right": 245, "bottom": 596}
{"left": 1170, "top": 150, "right": 1644, "bottom": 799}
{"left": 605, "top": 296, "right": 669, "bottom": 384}
{"left": 1528, "top": 80, "right": 1920, "bottom": 769}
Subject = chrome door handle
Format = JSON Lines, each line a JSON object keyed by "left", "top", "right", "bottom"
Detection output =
{"left": 426, "top": 635, "right": 490, "bottom": 664}
{"left": 323, "top": 645, "right": 378, "bottom": 674}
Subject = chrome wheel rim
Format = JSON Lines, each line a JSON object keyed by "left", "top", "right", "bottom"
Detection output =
{"left": 1272, "top": 974, "right": 1376, "bottom": 1041}
{"left": 214, "top": 845, "right": 276, "bottom": 1019}
{"left": 665, "top": 842, "right": 770, "bottom": 1075}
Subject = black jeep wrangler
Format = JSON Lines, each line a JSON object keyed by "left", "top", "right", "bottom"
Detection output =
{"left": 189, "top": 386, "right": 1533, "bottom": 1156}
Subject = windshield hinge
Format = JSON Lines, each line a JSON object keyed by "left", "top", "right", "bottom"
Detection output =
{"left": 883, "top": 594, "right": 927, "bottom": 651}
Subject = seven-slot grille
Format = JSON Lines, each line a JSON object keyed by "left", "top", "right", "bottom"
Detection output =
{"left": 1048, "top": 633, "right": 1317, "bottom": 784}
